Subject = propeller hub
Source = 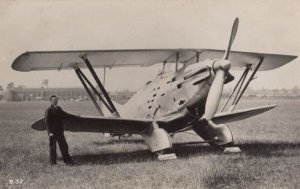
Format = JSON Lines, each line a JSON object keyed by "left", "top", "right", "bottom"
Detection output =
{"left": 213, "top": 59, "right": 231, "bottom": 72}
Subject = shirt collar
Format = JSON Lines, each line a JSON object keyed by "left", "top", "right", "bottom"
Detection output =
{"left": 51, "top": 105, "right": 58, "bottom": 108}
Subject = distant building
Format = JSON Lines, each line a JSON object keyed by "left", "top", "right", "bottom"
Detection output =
{"left": 0, "top": 86, "right": 4, "bottom": 100}
{"left": 4, "top": 87, "right": 135, "bottom": 103}
{"left": 222, "top": 87, "right": 300, "bottom": 99}
{"left": 5, "top": 87, "right": 85, "bottom": 101}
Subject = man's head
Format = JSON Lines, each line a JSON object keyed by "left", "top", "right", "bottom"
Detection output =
{"left": 50, "top": 95, "right": 58, "bottom": 106}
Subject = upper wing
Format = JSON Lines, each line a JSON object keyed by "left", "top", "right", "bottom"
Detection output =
{"left": 32, "top": 116, "right": 153, "bottom": 134}
{"left": 12, "top": 49, "right": 296, "bottom": 72}
{"left": 199, "top": 49, "right": 297, "bottom": 71}
{"left": 12, "top": 49, "right": 198, "bottom": 72}
{"left": 212, "top": 104, "right": 276, "bottom": 124}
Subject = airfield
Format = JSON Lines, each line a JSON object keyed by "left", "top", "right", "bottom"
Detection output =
{"left": 0, "top": 98, "right": 299, "bottom": 189}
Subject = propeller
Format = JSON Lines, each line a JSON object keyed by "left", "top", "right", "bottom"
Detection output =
{"left": 201, "top": 17, "right": 239, "bottom": 121}
{"left": 224, "top": 18, "right": 239, "bottom": 60}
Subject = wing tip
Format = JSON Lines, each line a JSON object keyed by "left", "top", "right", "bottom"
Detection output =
{"left": 289, "top": 55, "right": 298, "bottom": 62}
{"left": 11, "top": 51, "right": 31, "bottom": 72}
{"left": 265, "top": 104, "right": 277, "bottom": 110}
{"left": 31, "top": 118, "right": 47, "bottom": 131}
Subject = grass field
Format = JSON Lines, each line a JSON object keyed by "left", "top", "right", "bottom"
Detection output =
{"left": 0, "top": 98, "right": 299, "bottom": 189}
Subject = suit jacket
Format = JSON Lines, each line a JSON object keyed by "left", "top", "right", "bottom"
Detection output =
{"left": 45, "top": 105, "right": 76, "bottom": 135}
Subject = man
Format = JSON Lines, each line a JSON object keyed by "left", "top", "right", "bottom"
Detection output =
{"left": 45, "top": 95, "right": 78, "bottom": 166}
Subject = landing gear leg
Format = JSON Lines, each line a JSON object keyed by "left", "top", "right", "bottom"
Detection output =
{"left": 142, "top": 122, "right": 177, "bottom": 160}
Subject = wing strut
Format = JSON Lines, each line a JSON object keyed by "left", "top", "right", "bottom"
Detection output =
{"left": 233, "top": 57, "right": 264, "bottom": 105}
{"left": 74, "top": 67, "right": 104, "bottom": 116}
{"left": 80, "top": 55, "right": 120, "bottom": 117}
{"left": 175, "top": 52, "right": 179, "bottom": 72}
{"left": 103, "top": 67, "right": 106, "bottom": 87}
{"left": 220, "top": 57, "right": 264, "bottom": 112}
{"left": 74, "top": 66, "right": 113, "bottom": 113}
{"left": 220, "top": 66, "right": 251, "bottom": 112}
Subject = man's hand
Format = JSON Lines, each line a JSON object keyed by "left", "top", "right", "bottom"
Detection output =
{"left": 49, "top": 133, "right": 54, "bottom": 137}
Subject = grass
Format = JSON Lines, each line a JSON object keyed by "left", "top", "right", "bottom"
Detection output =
{"left": 0, "top": 98, "right": 299, "bottom": 189}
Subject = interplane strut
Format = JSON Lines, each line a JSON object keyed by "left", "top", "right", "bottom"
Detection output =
{"left": 74, "top": 67, "right": 104, "bottom": 116}
{"left": 80, "top": 55, "right": 120, "bottom": 117}
{"left": 220, "top": 57, "right": 264, "bottom": 112}
{"left": 74, "top": 66, "right": 113, "bottom": 113}
{"left": 72, "top": 55, "right": 121, "bottom": 117}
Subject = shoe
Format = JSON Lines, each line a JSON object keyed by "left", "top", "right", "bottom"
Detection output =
{"left": 50, "top": 162, "right": 57, "bottom": 166}
{"left": 65, "top": 160, "right": 74, "bottom": 166}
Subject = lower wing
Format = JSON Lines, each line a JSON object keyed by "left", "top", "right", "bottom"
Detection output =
{"left": 174, "top": 105, "right": 276, "bottom": 133}
{"left": 32, "top": 105, "right": 276, "bottom": 134}
{"left": 212, "top": 104, "right": 276, "bottom": 124}
{"left": 32, "top": 116, "right": 153, "bottom": 134}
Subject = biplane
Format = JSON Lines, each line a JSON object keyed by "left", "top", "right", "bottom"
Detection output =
{"left": 12, "top": 18, "right": 297, "bottom": 160}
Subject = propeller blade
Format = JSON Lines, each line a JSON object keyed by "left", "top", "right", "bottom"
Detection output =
{"left": 202, "top": 69, "right": 226, "bottom": 120}
{"left": 202, "top": 18, "right": 239, "bottom": 120}
{"left": 200, "top": 18, "right": 239, "bottom": 121}
{"left": 223, "top": 17, "right": 239, "bottom": 60}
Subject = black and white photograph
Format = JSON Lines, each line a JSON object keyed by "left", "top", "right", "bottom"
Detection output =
{"left": 0, "top": 0, "right": 299, "bottom": 188}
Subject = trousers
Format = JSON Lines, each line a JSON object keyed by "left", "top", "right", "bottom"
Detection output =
{"left": 49, "top": 134, "right": 72, "bottom": 163}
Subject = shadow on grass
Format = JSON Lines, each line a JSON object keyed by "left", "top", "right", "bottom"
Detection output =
{"left": 72, "top": 141, "right": 300, "bottom": 165}
{"left": 72, "top": 144, "right": 222, "bottom": 165}
{"left": 175, "top": 141, "right": 300, "bottom": 158}
{"left": 176, "top": 141, "right": 300, "bottom": 157}
{"left": 92, "top": 139, "right": 145, "bottom": 146}
{"left": 72, "top": 150, "right": 153, "bottom": 165}
{"left": 238, "top": 141, "right": 300, "bottom": 157}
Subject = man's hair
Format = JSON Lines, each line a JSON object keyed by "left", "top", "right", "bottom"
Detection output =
{"left": 49, "top": 95, "right": 57, "bottom": 101}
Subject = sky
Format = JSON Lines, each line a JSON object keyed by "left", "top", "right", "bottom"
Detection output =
{"left": 0, "top": 0, "right": 299, "bottom": 91}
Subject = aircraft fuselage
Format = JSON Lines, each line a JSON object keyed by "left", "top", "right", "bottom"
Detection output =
{"left": 122, "top": 59, "right": 221, "bottom": 133}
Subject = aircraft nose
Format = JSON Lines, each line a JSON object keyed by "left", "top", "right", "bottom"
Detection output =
{"left": 212, "top": 59, "right": 231, "bottom": 72}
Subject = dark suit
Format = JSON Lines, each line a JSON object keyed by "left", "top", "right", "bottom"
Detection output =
{"left": 45, "top": 105, "right": 76, "bottom": 164}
